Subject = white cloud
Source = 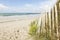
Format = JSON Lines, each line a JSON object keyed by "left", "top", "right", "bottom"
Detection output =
{"left": 25, "top": 4, "right": 32, "bottom": 7}
{"left": 0, "top": 0, "right": 57, "bottom": 13}
{"left": 0, "top": 4, "right": 8, "bottom": 10}
{"left": 14, "top": 0, "right": 57, "bottom": 13}
{"left": 38, "top": 0, "right": 57, "bottom": 12}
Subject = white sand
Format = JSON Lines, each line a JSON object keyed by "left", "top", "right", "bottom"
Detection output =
{"left": 0, "top": 15, "right": 40, "bottom": 40}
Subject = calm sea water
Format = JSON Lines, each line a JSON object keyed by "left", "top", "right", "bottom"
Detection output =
{"left": 0, "top": 13, "right": 41, "bottom": 22}
{"left": 0, "top": 13, "right": 40, "bottom": 16}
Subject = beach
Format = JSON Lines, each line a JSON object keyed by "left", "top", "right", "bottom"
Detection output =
{"left": 0, "top": 15, "right": 40, "bottom": 40}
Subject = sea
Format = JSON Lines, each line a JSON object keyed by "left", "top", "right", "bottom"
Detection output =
{"left": 0, "top": 13, "right": 40, "bottom": 16}
{"left": 0, "top": 13, "right": 41, "bottom": 21}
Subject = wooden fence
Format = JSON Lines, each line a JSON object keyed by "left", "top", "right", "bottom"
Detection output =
{"left": 40, "top": 0, "right": 60, "bottom": 40}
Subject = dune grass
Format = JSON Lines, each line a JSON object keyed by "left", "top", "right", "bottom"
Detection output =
{"left": 28, "top": 20, "right": 51, "bottom": 40}
{"left": 28, "top": 20, "right": 38, "bottom": 36}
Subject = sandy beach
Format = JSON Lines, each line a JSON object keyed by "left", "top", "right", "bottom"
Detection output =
{"left": 0, "top": 15, "right": 40, "bottom": 40}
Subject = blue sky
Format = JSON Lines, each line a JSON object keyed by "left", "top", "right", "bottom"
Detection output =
{"left": 0, "top": 0, "right": 57, "bottom": 13}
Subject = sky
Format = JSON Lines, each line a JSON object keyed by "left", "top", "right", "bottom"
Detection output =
{"left": 0, "top": 0, "right": 57, "bottom": 13}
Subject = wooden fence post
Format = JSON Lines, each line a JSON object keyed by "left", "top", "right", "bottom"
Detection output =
{"left": 55, "top": 4, "right": 59, "bottom": 40}
{"left": 48, "top": 10, "right": 52, "bottom": 40}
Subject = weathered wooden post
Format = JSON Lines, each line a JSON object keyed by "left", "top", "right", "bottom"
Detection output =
{"left": 45, "top": 12, "right": 49, "bottom": 40}
{"left": 45, "top": 12, "right": 47, "bottom": 40}
{"left": 58, "top": 0, "right": 60, "bottom": 40}
{"left": 40, "top": 18, "right": 42, "bottom": 35}
{"left": 51, "top": 6, "right": 55, "bottom": 40}
{"left": 55, "top": 3, "right": 59, "bottom": 40}
{"left": 48, "top": 9, "right": 52, "bottom": 40}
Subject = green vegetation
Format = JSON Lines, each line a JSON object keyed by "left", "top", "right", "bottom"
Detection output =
{"left": 28, "top": 20, "right": 51, "bottom": 40}
{"left": 28, "top": 20, "right": 38, "bottom": 36}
